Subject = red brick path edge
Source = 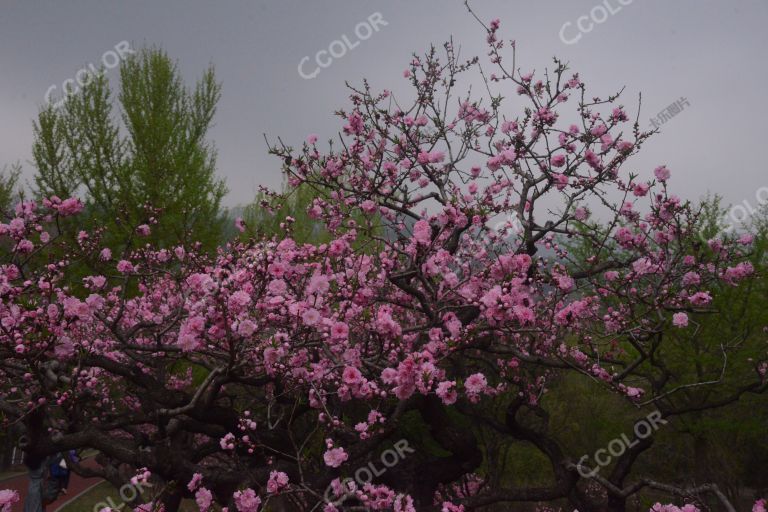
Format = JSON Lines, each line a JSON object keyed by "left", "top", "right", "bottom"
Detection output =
{"left": 2, "top": 457, "right": 103, "bottom": 512}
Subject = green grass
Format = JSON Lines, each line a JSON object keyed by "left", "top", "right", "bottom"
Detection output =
{"left": 59, "top": 481, "right": 201, "bottom": 512}
{"left": 59, "top": 481, "right": 119, "bottom": 512}
{"left": 0, "top": 469, "right": 25, "bottom": 482}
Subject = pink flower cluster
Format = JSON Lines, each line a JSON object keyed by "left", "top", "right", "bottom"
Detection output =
{"left": 0, "top": 490, "right": 19, "bottom": 512}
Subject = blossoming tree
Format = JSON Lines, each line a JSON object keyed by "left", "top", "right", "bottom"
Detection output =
{"left": 1, "top": 11, "right": 766, "bottom": 512}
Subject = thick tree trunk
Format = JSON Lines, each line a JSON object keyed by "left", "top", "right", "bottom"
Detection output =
{"left": 606, "top": 494, "right": 627, "bottom": 512}
{"left": 159, "top": 487, "right": 183, "bottom": 512}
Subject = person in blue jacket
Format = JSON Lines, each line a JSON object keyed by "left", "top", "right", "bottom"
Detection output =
{"left": 48, "top": 452, "right": 74, "bottom": 495}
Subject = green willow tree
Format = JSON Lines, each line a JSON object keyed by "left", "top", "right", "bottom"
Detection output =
{"left": 32, "top": 47, "right": 227, "bottom": 253}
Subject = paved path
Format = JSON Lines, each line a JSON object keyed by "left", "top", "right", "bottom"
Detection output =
{"left": 2, "top": 458, "right": 102, "bottom": 512}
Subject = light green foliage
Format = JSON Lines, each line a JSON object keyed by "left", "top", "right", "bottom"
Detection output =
{"left": 0, "top": 163, "right": 21, "bottom": 215}
{"left": 32, "top": 47, "right": 227, "bottom": 253}
{"left": 234, "top": 181, "right": 383, "bottom": 248}
{"left": 239, "top": 182, "right": 332, "bottom": 244}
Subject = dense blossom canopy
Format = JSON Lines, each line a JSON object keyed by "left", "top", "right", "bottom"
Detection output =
{"left": 1, "top": 13, "right": 765, "bottom": 512}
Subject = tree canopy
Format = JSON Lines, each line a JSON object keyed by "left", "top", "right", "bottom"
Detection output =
{"left": 1, "top": 13, "right": 766, "bottom": 512}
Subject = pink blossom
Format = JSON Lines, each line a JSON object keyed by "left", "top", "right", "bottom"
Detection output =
{"left": 381, "top": 368, "right": 398, "bottom": 385}
{"left": 555, "top": 274, "right": 574, "bottom": 291}
{"left": 15, "top": 239, "right": 33, "bottom": 253}
{"left": 233, "top": 488, "right": 261, "bottom": 512}
{"left": 178, "top": 333, "right": 201, "bottom": 352}
{"left": 302, "top": 308, "right": 321, "bottom": 326}
{"left": 723, "top": 261, "right": 755, "bottom": 283}
{"left": 534, "top": 107, "right": 557, "bottom": 126}
{"left": 436, "top": 381, "right": 457, "bottom": 405}
{"left": 343, "top": 112, "right": 364, "bottom": 135}
{"left": 688, "top": 291, "right": 712, "bottom": 306}
{"left": 89, "top": 275, "right": 107, "bottom": 289}
{"left": 394, "top": 494, "right": 416, "bottom": 512}
{"left": 268, "top": 279, "right": 287, "bottom": 295}
{"left": 590, "top": 123, "right": 608, "bottom": 137}
{"left": 633, "top": 182, "right": 650, "bottom": 197}
{"left": 464, "top": 373, "right": 487, "bottom": 395}
{"left": 266, "top": 471, "right": 289, "bottom": 494}
{"left": 413, "top": 220, "right": 432, "bottom": 245}
{"left": 187, "top": 473, "right": 203, "bottom": 492}
{"left": 417, "top": 150, "right": 445, "bottom": 164}
{"left": 7, "top": 217, "right": 24, "bottom": 235}
{"left": 739, "top": 233, "right": 754, "bottom": 245}
{"left": 0, "top": 489, "right": 19, "bottom": 512}
{"left": 585, "top": 149, "right": 601, "bottom": 169}
{"left": 306, "top": 273, "right": 329, "bottom": 295}
{"left": 672, "top": 312, "right": 689, "bottom": 328}
{"left": 56, "top": 197, "right": 84, "bottom": 216}
{"left": 195, "top": 487, "right": 213, "bottom": 511}
{"left": 331, "top": 321, "right": 349, "bottom": 339}
{"left": 328, "top": 239, "right": 349, "bottom": 257}
{"left": 654, "top": 165, "right": 671, "bottom": 182}
{"left": 220, "top": 433, "right": 236, "bottom": 451}
{"left": 323, "top": 447, "right": 348, "bottom": 468}
{"left": 342, "top": 366, "right": 363, "bottom": 385}
{"left": 650, "top": 504, "right": 700, "bottom": 512}
{"left": 117, "top": 260, "right": 134, "bottom": 274}
{"left": 238, "top": 320, "right": 257, "bottom": 337}
{"left": 553, "top": 173, "right": 569, "bottom": 190}
{"left": 550, "top": 154, "right": 566, "bottom": 167}
{"left": 228, "top": 290, "right": 251, "bottom": 311}
{"left": 574, "top": 207, "right": 589, "bottom": 221}
{"left": 500, "top": 121, "right": 516, "bottom": 134}
{"left": 682, "top": 272, "right": 700, "bottom": 286}
{"left": 54, "top": 336, "right": 74, "bottom": 359}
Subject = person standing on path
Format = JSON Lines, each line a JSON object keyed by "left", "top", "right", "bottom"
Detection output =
{"left": 22, "top": 453, "right": 47, "bottom": 512}
{"left": 47, "top": 452, "right": 74, "bottom": 497}
{"left": 63, "top": 451, "right": 77, "bottom": 494}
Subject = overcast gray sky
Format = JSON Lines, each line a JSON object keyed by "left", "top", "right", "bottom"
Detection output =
{"left": 1, "top": 0, "right": 767, "bottom": 211}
